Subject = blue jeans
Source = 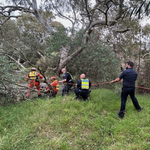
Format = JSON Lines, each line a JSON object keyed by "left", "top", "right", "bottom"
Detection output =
{"left": 118, "top": 87, "right": 141, "bottom": 117}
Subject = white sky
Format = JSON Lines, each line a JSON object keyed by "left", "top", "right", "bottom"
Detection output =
{"left": 140, "top": 17, "right": 150, "bottom": 27}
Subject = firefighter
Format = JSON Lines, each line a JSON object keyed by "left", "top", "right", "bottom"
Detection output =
{"left": 26, "top": 67, "right": 43, "bottom": 98}
{"left": 45, "top": 76, "right": 59, "bottom": 97}
{"left": 59, "top": 68, "right": 74, "bottom": 96}
{"left": 75, "top": 74, "right": 91, "bottom": 101}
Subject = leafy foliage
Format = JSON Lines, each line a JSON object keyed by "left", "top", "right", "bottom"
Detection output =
{"left": 137, "top": 59, "right": 150, "bottom": 94}
{"left": 126, "top": 0, "right": 150, "bottom": 18}
{"left": 68, "top": 42, "right": 120, "bottom": 83}
{"left": 0, "top": 55, "right": 17, "bottom": 102}
{"left": 47, "top": 27, "right": 69, "bottom": 53}
{"left": 0, "top": 0, "right": 150, "bottom": 102}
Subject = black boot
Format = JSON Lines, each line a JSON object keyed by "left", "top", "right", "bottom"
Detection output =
{"left": 38, "top": 94, "right": 41, "bottom": 97}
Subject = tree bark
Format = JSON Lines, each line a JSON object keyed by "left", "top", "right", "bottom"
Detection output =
{"left": 54, "top": 47, "right": 86, "bottom": 76}
{"left": 31, "top": 0, "right": 54, "bottom": 33}
{"left": 5, "top": 54, "right": 26, "bottom": 69}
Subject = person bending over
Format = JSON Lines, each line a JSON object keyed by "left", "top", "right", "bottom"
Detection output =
{"left": 59, "top": 68, "right": 74, "bottom": 96}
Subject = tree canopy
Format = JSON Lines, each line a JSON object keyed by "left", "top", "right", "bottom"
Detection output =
{"left": 0, "top": 0, "right": 150, "bottom": 102}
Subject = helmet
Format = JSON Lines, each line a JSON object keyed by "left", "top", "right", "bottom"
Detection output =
{"left": 31, "top": 67, "right": 36, "bottom": 71}
{"left": 51, "top": 76, "right": 56, "bottom": 80}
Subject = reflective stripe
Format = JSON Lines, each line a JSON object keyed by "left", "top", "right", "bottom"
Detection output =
{"left": 55, "top": 80, "right": 59, "bottom": 90}
{"left": 56, "top": 85, "right": 59, "bottom": 90}
{"left": 81, "top": 79, "right": 89, "bottom": 89}
{"left": 29, "top": 71, "right": 38, "bottom": 80}
{"left": 67, "top": 72, "right": 73, "bottom": 80}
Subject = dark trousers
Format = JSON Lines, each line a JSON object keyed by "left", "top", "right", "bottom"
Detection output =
{"left": 62, "top": 83, "right": 73, "bottom": 96}
{"left": 118, "top": 87, "right": 141, "bottom": 117}
{"left": 75, "top": 87, "right": 89, "bottom": 100}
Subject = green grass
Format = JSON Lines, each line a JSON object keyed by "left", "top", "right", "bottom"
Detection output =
{"left": 0, "top": 88, "right": 150, "bottom": 150}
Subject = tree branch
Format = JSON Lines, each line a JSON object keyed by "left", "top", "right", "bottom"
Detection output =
{"left": 5, "top": 54, "right": 26, "bottom": 69}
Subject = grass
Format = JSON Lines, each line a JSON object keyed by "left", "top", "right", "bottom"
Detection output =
{"left": 0, "top": 88, "right": 150, "bottom": 150}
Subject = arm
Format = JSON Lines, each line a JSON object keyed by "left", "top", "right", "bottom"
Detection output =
{"left": 26, "top": 74, "right": 29, "bottom": 81}
{"left": 59, "top": 73, "right": 67, "bottom": 83}
{"left": 89, "top": 80, "right": 91, "bottom": 87}
{"left": 37, "top": 73, "right": 43, "bottom": 79}
{"left": 77, "top": 80, "right": 81, "bottom": 88}
{"left": 59, "top": 79, "right": 66, "bottom": 83}
{"left": 111, "top": 70, "right": 125, "bottom": 83}
{"left": 51, "top": 81, "right": 56, "bottom": 87}
{"left": 111, "top": 78, "right": 120, "bottom": 83}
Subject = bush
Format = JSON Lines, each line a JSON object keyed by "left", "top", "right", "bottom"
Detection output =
{"left": 67, "top": 42, "right": 120, "bottom": 84}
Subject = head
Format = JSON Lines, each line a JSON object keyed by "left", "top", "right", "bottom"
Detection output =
{"left": 126, "top": 61, "right": 134, "bottom": 69}
{"left": 61, "top": 68, "right": 66, "bottom": 74}
{"left": 51, "top": 76, "right": 56, "bottom": 81}
{"left": 80, "top": 74, "right": 85, "bottom": 79}
{"left": 31, "top": 67, "right": 36, "bottom": 71}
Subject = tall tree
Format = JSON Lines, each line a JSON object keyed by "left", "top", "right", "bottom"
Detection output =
{"left": 0, "top": 0, "right": 135, "bottom": 74}
{"left": 0, "top": 0, "right": 149, "bottom": 76}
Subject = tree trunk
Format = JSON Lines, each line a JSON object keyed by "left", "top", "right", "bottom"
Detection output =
{"left": 54, "top": 47, "right": 86, "bottom": 76}
{"left": 31, "top": 0, "right": 54, "bottom": 33}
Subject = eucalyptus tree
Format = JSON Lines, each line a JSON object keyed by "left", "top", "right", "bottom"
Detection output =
{"left": 0, "top": 0, "right": 149, "bottom": 76}
{"left": 98, "top": 18, "right": 150, "bottom": 70}
{"left": 126, "top": 0, "right": 150, "bottom": 19}
{"left": 137, "top": 24, "right": 150, "bottom": 89}
{"left": 0, "top": 19, "right": 24, "bottom": 68}
{"left": 0, "top": 17, "right": 44, "bottom": 70}
{"left": 0, "top": 1, "right": 137, "bottom": 72}
{"left": 0, "top": 0, "right": 149, "bottom": 101}
{"left": 0, "top": 14, "right": 55, "bottom": 102}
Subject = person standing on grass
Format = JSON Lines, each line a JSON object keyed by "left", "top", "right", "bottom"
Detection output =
{"left": 59, "top": 68, "right": 74, "bottom": 96}
{"left": 111, "top": 61, "right": 141, "bottom": 118}
{"left": 26, "top": 67, "right": 43, "bottom": 98}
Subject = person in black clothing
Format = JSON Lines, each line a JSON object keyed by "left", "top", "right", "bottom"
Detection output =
{"left": 75, "top": 74, "right": 91, "bottom": 101}
{"left": 111, "top": 61, "right": 141, "bottom": 118}
{"left": 59, "top": 68, "right": 74, "bottom": 96}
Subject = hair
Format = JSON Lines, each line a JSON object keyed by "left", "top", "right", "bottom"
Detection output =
{"left": 126, "top": 61, "right": 134, "bottom": 68}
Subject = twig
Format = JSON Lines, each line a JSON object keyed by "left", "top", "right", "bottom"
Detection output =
{"left": 37, "top": 66, "right": 54, "bottom": 92}
{"left": 110, "top": 132, "right": 115, "bottom": 144}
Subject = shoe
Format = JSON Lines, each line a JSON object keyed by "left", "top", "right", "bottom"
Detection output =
{"left": 137, "top": 108, "right": 142, "bottom": 112}
{"left": 38, "top": 94, "right": 42, "bottom": 97}
{"left": 117, "top": 113, "right": 124, "bottom": 119}
{"left": 74, "top": 96, "right": 78, "bottom": 100}
{"left": 83, "top": 98, "right": 88, "bottom": 101}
